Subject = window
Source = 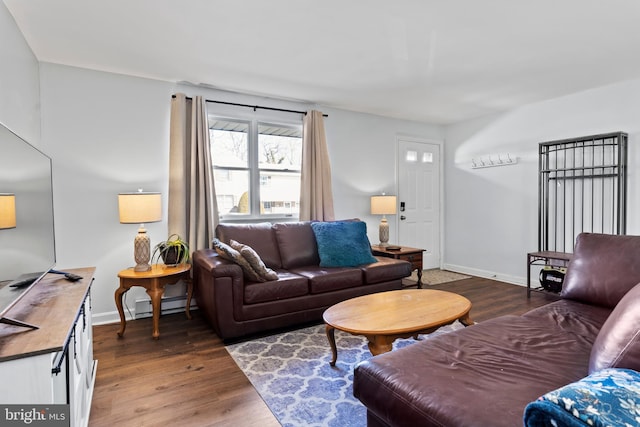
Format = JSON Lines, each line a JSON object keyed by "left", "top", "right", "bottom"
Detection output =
{"left": 210, "top": 117, "right": 302, "bottom": 220}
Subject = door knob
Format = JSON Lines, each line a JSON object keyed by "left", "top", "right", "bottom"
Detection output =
{"left": 400, "top": 215, "right": 406, "bottom": 220}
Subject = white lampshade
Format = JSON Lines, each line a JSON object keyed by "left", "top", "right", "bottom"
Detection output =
{"left": 118, "top": 191, "right": 162, "bottom": 272}
{"left": 0, "top": 193, "right": 16, "bottom": 229}
{"left": 118, "top": 192, "right": 162, "bottom": 224}
{"left": 371, "top": 195, "right": 397, "bottom": 215}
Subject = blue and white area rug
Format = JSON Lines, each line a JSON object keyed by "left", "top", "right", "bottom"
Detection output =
{"left": 226, "top": 321, "right": 464, "bottom": 427}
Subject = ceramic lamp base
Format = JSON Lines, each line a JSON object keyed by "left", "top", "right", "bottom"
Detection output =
{"left": 133, "top": 227, "right": 151, "bottom": 272}
{"left": 378, "top": 217, "right": 390, "bottom": 247}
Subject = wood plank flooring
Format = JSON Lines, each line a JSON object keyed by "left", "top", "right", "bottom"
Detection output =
{"left": 89, "top": 277, "right": 559, "bottom": 426}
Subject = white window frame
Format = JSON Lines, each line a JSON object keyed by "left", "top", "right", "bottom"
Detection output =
{"left": 208, "top": 110, "right": 303, "bottom": 223}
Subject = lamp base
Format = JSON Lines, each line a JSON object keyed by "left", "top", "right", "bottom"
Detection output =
{"left": 133, "top": 227, "right": 152, "bottom": 272}
{"left": 378, "top": 217, "right": 390, "bottom": 247}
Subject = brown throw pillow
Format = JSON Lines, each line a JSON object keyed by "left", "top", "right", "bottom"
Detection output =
{"left": 588, "top": 282, "right": 640, "bottom": 374}
{"left": 211, "top": 238, "right": 264, "bottom": 282}
{"left": 230, "top": 240, "right": 279, "bottom": 281}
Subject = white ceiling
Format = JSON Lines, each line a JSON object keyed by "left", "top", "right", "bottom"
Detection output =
{"left": 5, "top": 0, "right": 640, "bottom": 124}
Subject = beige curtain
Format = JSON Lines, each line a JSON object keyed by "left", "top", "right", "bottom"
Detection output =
{"left": 168, "top": 93, "right": 218, "bottom": 251}
{"left": 299, "top": 110, "right": 335, "bottom": 221}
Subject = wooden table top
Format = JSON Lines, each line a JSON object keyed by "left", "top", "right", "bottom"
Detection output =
{"left": 323, "top": 289, "right": 471, "bottom": 335}
{"left": 371, "top": 245, "right": 425, "bottom": 255}
{"left": 118, "top": 263, "right": 190, "bottom": 279}
{"left": 0, "top": 267, "right": 94, "bottom": 362}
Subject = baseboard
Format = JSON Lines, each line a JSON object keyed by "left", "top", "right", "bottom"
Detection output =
{"left": 91, "top": 295, "right": 198, "bottom": 326}
{"left": 134, "top": 295, "right": 198, "bottom": 319}
{"left": 442, "top": 263, "right": 525, "bottom": 287}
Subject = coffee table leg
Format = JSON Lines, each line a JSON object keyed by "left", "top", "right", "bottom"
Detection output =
{"left": 325, "top": 324, "right": 338, "bottom": 366}
{"left": 367, "top": 335, "right": 394, "bottom": 356}
{"left": 459, "top": 313, "right": 475, "bottom": 327}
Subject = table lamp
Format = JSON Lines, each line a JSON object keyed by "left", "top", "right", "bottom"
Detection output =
{"left": 371, "top": 194, "right": 397, "bottom": 246}
{"left": 118, "top": 190, "right": 162, "bottom": 272}
{"left": 0, "top": 193, "right": 16, "bottom": 229}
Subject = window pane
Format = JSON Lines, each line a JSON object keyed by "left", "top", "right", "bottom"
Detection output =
{"left": 210, "top": 120, "right": 249, "bottom": 168}
{"left": 259, "top": 171, "right": 300, "bottom": 215}
{"left": 258, "top": 123, "right": 302, "bottom": 170}
{"left": 214, "top": 169, "right": 250, "bottom": 216}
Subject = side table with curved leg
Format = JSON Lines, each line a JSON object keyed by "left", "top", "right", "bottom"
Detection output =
{"left": 115, "top": 264, "right": 192, "bottom": 339}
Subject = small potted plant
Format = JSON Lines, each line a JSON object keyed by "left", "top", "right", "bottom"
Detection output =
{"left": 152, "top": 234, "right": 190, "bottom": 266}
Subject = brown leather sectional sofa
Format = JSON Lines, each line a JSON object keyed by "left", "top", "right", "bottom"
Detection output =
{"left": 354, "top": 232, "right": 640, "bottom": 427}
{"left": 192, "top": 221, "right": 412, "bottom": 340}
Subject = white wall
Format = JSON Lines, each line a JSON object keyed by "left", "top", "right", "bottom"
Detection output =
{"left": 322, "top": 107, "right": 443, "bottom": 242}
{"left": 444, "top": 78, "right": 640, "bottom": 284}
{"left": 39, "top": 63, "right": 176, "bottom": 324}
{"left": 0, "top": 2, "right": 39, "bottom": 144}
{"left": 38, "top": 65, "right": 442, "bottom": 322}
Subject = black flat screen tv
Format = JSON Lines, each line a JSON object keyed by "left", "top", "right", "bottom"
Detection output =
{"left": 0, "top": 122, "right": 56, "bottom": 329}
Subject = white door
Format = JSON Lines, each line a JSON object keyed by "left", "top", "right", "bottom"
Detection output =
{"left": 397, "top": 138, "right": 441, "bottom": 269}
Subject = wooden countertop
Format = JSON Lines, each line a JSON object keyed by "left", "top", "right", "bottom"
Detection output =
{"left": 0, "top": 267, "right": 94, "bottom": 362}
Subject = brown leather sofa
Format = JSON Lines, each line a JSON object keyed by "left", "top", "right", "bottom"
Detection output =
{"left": 354, "top": 233, "right": 640, "bottom": 427}
{"left": 192, "top": 221, "right": 412, "bottom": 340}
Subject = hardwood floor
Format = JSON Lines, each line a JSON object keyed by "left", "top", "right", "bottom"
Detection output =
{"left": 89, "top": 277, "right": 559, "bottom": 426}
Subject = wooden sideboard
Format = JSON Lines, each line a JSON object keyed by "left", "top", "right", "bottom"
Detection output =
{"left": 0, "top": 267, "right": 96, "bottom": 427}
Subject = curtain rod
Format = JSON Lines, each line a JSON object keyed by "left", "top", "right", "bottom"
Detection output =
{"left": 172, "top": 94, "right": 328, "bottom": 117}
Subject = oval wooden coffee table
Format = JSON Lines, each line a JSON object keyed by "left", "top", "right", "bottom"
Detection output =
{"left": 323, "top": 289, "right": 473, "bottom": 366}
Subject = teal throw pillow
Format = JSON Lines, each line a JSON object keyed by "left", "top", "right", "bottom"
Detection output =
{"left": 310, "top": 221, "right": 377, "bottom": 267}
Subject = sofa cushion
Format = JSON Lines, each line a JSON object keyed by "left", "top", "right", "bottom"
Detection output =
{"left": 361, "top": 257, "right": 412, "bottom": 284}
{"left": 561, "top": 233, "right": 640, "bottom": 308}
{"left": 212, "top": 238, "right": 264, "bottom": 282}
{"left": 290, "top": 266, "right": 362, "bottom": 294}
{"left": 273, "top": 222, "right": 320, "bottom": 269}
{"left": 589, "top": 282, "right": 640, "bottom": 374}
{"left": 243, "top": 272, "right": 309, "bottom": 304}
{"left": 310, "top": 221, "right": 377, "bottom": 267}
{"left": 216, "top": 222, "right": 282, "bottom": 269}
{"left": 230, "top": 239, "right": 279, "bottom": 281}
{"left": 354, "top": 314, "right": 600, "bottom": 427}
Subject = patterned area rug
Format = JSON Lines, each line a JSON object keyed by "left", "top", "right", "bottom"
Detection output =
{"left": 405, "top": 268, "right": 471, "bottom": 286}
{"left": 226, "top": 321, "right": 464, "bottom": 427}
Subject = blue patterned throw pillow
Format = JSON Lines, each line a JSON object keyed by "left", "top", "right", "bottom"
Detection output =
{"left": 310, "top": 221, "right": 377, "bottom": 267}
{"left": 523, "top": 368, "right": 640, "bottom": 427}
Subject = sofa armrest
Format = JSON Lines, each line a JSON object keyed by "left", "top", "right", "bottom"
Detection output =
{"left": 193, "top": 248, "right": 243, "bottom": 280}
{"left": 193, "top": 249, "right": 246, "bottom": 339}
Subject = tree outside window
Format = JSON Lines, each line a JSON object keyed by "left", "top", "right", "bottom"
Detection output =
{"left": 210, "top": 118, "right": 302, "bottom": 220}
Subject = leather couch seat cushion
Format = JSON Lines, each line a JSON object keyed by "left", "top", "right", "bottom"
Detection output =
{"left": 361, "top": 257, "right": 412, "bottom": 284}
{"left": 522, "top": 299, "right": 612, "bottom": 337}
{"left": 354, "top": 312, "right": 603, "bottom": 427}
{"left": 589, "top": 282, "right": 640, "bottom": 373}
{"left": 243, "top": 272, "right": 309, "bottom": 304}
{"left": 290, "top": 266, "right": 362, "bottom": 294}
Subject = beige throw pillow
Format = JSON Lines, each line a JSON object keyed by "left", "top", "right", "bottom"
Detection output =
{"left": 212, "top": 238, "right": 264, "bottom": 282}
{"left": 230, "top": 239, "right": 279, "bottom": 281}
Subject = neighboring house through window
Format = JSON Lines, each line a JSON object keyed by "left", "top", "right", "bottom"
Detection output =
{"left": 209, "top": 115, "right": 302, "bottom": 221}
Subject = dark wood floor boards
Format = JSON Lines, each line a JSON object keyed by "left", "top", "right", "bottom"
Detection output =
{"left": 89, "top": 276, "right": 559, "bottom": 426}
